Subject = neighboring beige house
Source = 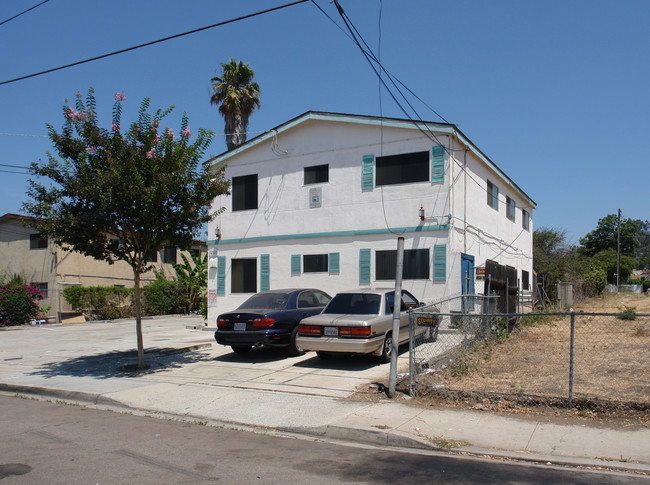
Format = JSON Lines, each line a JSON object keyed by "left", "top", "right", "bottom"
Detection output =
{"left": 0, "top": 213, "right": 205, "bottom": 321}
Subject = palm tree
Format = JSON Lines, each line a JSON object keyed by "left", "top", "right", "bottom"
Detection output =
{"left": 210, "top": 58, "right": 261, "bottom": 151}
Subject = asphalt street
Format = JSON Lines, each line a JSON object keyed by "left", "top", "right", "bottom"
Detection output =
{"left": 2, "top": 395, "right": 646, "bottom": 485}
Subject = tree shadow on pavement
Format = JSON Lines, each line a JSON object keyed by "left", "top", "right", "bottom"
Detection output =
{"left": 29, "top": 347, "right": 209, "bottom": 379}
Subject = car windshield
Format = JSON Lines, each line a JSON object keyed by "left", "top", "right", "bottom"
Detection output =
{"left": 237, "top": 293, "right": 290, "bottom": 311}
{"left": 324, "top": 293, "right": 381, "bottom": 315}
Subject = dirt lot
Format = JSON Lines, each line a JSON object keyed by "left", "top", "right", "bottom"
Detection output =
{"left": 353, "top": 292, "right": 650, "bottom": 428}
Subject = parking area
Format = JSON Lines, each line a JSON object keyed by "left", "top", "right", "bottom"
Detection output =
{"left": 0, "top": 316, "right": 410, "bottom": 399}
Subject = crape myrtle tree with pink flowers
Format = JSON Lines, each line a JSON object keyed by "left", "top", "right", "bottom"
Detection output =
{"left": 24, "top": 88, "right": 230, "bottom": 369}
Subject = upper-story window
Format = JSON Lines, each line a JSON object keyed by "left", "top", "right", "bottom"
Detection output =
{"left": 29, "top": 233, "right": 48, "bottom": 250}
{"left": 487, "top": 180, "right": 499, "bottom": 210}
{"left": 376, "top": 151, "right": 429, "bottom": 186}
{"left": 304, "top": 164, "right": 328, "bottom": 185}
{"left": 522, "top": 209, "right": 530, "bottom": 231}
{"left": 506, "top": 196, "right": 516, "bottom": 221}
{"left": 232, "top": 174, "right": 258, "bottom": 211}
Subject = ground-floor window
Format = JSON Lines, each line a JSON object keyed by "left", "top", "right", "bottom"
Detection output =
{"left": 375, "top": 248, "right": 430, "bottom": 280}
{"left": 231, "top": 258, "right": 257, "bottom": 293}
{"left": 303, "top": 254, "right": 328, "bottom": 273}
{"left": 32, "top": 282, "right": 48, "bottom": 298}
{"left": 522, "top": 270, "right": 530, "bottom": 291}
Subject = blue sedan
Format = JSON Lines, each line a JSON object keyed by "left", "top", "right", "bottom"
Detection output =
{"left": 215, "top": 289, "right": 332, "bottom": 356}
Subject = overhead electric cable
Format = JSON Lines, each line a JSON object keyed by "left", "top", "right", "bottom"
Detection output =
{"left": 329, "top": 1, "right": 450, "bottom": 152}
{"left": 0, "top": 0, "right": 50, "bottom": 27}
{"left": 0, "top": 0, "right": 309, "bottom": 86}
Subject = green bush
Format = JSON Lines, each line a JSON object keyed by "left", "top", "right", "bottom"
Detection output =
{"left": 142, "top": 273, "right": 185, "bottom": 316}
{"left": 581, "top": 262, "right": 607, "bottom": 297}
{"left": 0, "top": 282, "right": 43, "bottom": 326}
{"left": 63, "top": 285, "right": 134, "bottom": 320}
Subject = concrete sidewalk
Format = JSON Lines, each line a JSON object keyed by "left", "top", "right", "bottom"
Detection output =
{"left": 1, "top": 316, "right": 648, "bottom": 475}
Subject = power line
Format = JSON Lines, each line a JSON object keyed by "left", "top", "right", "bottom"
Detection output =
{"left": 0, "top": 163, "right": 31, "bottom": 169}
{"left": 0, "top": 0, "right": 309, "bottom": 86}
{"left": 0, "top": 0, "right": 50, "bottom": 28}
{"left": 0, "top": 133, "right": 48, "bottom": 138}
{"left": 0, "top": 169, "right": 30, "bottom": 174}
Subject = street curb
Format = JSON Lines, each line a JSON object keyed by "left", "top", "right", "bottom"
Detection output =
{"left": 2, "top": 383, "right": 648, "bottom": 476}
{"left": 0, "top": 383, "right": 125, "bottom": 409}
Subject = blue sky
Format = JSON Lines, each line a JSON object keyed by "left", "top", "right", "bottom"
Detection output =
{"left": 1, "top": 0, "right": 648, "bottom": 244}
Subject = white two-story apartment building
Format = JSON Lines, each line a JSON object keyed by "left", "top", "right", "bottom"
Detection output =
{"left": 206, "top": 112, "right": 535, "bottom": 319}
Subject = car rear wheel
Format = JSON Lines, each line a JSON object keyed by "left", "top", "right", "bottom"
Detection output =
{"left": 287, "top": 327, "right": 305, "bottom": 357}
{"left": 378, "top": 332, "right": 393, "bottom": 363}
{"left": 231, "top": 345, "right": 252, "bottom": 354}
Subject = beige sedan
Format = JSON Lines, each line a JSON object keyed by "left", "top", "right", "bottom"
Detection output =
{"left": 297, "top": 288, "right": 430, "bottom": 363}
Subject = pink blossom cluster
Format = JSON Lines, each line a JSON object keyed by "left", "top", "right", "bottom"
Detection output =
{"left": 181, "top": 127, "right": 191, "bottom": 139}
{"left": 146, "top": 148, "right": 156, "bottom": 159}
{"left": 115, "top": 91, "right": 126, "bottom": 102}
{"left": 65, "top": 106, "right": 86, "bottom": 122}
{"left": 87, "top": 145, "right": 97, "bottom": 154}
{"left": 111, "top": 122, "right": 120, "bottom": 132}
{"left": 165, "top": 128, "right": 174, "bottom": 140}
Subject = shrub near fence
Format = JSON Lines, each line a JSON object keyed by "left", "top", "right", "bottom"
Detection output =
{"left": 408, "top": 296, "right": 650, "bottom": 409}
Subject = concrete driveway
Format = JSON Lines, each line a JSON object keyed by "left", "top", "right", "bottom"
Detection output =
{"left": 0, "top": 316, "right": 408, "bottom": 399}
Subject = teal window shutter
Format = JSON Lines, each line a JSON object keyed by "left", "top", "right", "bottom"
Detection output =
{"left": 431, "top": 145, "right": 445, "bottom": 182}
{"left": 433, "top": 245, "right": 446, "bottom": 281}
{"left": 260, "top": 254, "right": 270, "bottom": 291}
{"left": 359, "top": 249, "right": 371, "bottom": 283}
{"left": 291, "top": 254, "right": 301, "bottom": 275}
{"left": 361, "top": 155, "right": 374, "bottom": 190}
{"left": 217, "top": 256, "right": 226, "bottom": 295}
{"left": 329, "top": 252, "right": 340, "bottom": 274}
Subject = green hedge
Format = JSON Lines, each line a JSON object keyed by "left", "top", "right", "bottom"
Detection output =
{"left": 63, "top": 285, "right": 135, "bottom": 320}
{"left": 63, "top": 276, "right": 186, "bottom": 320}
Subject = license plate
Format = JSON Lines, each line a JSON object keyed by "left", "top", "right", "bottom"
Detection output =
{"left": 234, "top": 322, "right": 246, "bottom": 331}
{"left": 324, "top": 327, "right": 338, "bottom": 337}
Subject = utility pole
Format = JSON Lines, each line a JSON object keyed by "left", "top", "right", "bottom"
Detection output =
{"left": 388, "top": 237, "right": 404, "bottom": 398}
{"left": 617, "top": 208, "right": 621, "bottom": 293}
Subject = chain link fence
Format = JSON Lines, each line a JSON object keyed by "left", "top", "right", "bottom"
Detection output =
{"left": 408, "top": 295, "right": 650, "bottom": 410}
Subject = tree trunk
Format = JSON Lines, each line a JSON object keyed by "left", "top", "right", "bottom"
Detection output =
{"left": 133, "top": 269, "right": 145, "bottom": 369}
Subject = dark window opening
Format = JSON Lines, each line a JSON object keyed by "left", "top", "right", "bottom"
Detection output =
{"left": 163, "top": 246, "right": 177, "bottom": 264}
{"left": 522, "top": 209, "right": 530, "bottom": 231}
{"left": 232, "top": 258, "right": 257, "bottom": 293}
{"left": 32, "top": 282, "right": 48, "bottom": 298}
{"left": 304, "top": 164, "right": 329, "bottom": 185}
{"left": 506, "top": 196, "right": 516, "bottom": 221}
{"left": 487, "top": 180, "right": 498, "bottom": 210}
{"left": 190, "top": 248, "right": 201, "bottom": 259}
{"left": 522, "top": 270, "right": 530, "bottom": 291}
{"left": 376, "top": 151, "right": 429, "bottom": 186}
{"left": 376, "top": 249, "right": 430, "bottom": 280}
{"left": 232, "top": 174, "right": 258, "bottom": 211}
{"left": 30, "top": 233, "right": 48, "bottom": 250}
{"left": 303, "top": 254, "right": 328, "bottom": 273}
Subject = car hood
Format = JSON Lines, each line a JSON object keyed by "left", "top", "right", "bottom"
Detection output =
{"left": 301, "top": 313, "right": 382, "bottom": 326}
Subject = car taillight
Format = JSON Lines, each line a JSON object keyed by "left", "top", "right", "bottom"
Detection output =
{"left": 253, "top": 318, "right": 275, "bottom": 327}
{"left": 339, "top": 326, "right": 371, "bottom": 337}
{"left": 217, "top": 318, "right": 227, "bottom": 328}
{"left": 298, "top": 324, "right": 321, "bottom": 336}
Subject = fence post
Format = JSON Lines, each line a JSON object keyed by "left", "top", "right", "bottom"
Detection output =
{"left": 569, "top": 312, "right": 575, "bottom": 401}
{"left": 409, "top": 311, "right": 415, "bottom": 396}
